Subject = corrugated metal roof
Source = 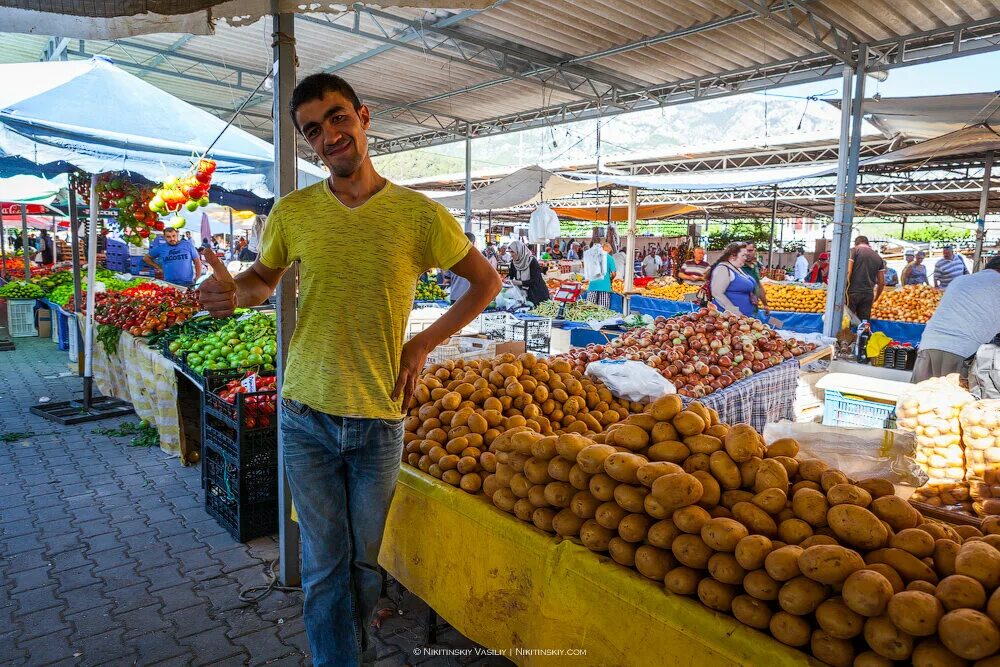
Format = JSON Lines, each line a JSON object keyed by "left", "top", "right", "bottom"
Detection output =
{"left": 1, "top": 0, "right": 999, "bottom": 158}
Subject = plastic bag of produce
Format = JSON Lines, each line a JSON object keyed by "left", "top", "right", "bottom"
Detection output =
{"left": 585, "top": 359, "right": 675, "bottom": 403}
{"left": 763, "top": 421, "right": 927, "bottom": 491}
{"left": 968, "top": 342, "right": 1000, "bottom": 400}
{"left": 895, "top": 375, "right": 975, "bottom": 513}
{"left": 959, "top": 399, "right": 1000, "bottom": 515}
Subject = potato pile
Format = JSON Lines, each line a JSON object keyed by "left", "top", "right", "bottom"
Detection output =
{"left": 960, "top": 400, "right": 1000, "bottom": 517}
{"left": 402, "top": 352, "right": 641, "bottom": 492}
{"left": 897, "top": 376, "right": 976, "bottom": 514}
{"left": 481, "top": 394, "right": 1000, "bottom": 666}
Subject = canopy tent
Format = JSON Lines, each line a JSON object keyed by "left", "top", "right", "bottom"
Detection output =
{"left": 553, "top": 203, "right": 702, "bottom": 222}
{"left": 2, "top": 214, "right": 69, "bottom": 231}
{"left": 829, "top": 92, "right": 1000, "bottom": 143}
{"left": 0, "top": 58, "right": 326, "bottom": 200}
{"left": 429, "top": 166, "right": 598, "bottom": 211}
{"left": 0, "top": 173, "right": 66, "bottom": 206}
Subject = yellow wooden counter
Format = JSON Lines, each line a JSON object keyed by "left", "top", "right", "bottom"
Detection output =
{"left": 379, "top": 466, "right": 817, "bottom": 666}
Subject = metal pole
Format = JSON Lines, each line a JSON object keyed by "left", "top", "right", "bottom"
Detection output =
{"left": 272, "top": 5, "right": 301, "bottom": 588}
{"left": 69, "top": 187, "right": 83, "bottom": 371}
{"left": 464, "top": 130, "right": 473, "bottom": 233}
{"left": 823, "top": 45, "right": 867, "bottom": 337}
{"left": 768, "top": 185, "right": 778, "bottom": 269}
{"left": 52, "top": 214, "right": 58, "bottom": 263}
{"left": 973, "top": 152, "right": 993, "bottom": 272}
{"left": 83, "top": 174, "right": 99, "bottom": 410}
{"left": 228, "top": 208, "right": 235, "bottom": 261}
{"left": 20, "top": 205, "right": 30, "bottom": 279}
{"left": 0, "top": 214, "right": 6, "bottom": 280}
{"left": 900, "top": 215, "right": 907, "bottom": 242}
{"left": 624, "top": 186, "right": 638, "bottom": 315}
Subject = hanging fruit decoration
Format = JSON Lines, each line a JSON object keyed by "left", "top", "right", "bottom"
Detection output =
{"left": 149, "top": 158, "right": 217, "bottom": 218}
{"left": 72, "top": 172, "right": 163, "bottom": 247}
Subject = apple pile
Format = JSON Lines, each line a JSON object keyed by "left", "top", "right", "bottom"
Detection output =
{"left": 149, "top": 158, "right": 216, "bottom": 215}
{"left": 73, "top": 172, "right": 164, "bottom": 246}
{"left": 559, "top": 307, "right": 816, "bottom": 399}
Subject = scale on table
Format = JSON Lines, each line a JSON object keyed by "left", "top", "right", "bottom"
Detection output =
{"left": 552, "top": 280, "right": 583, "bottom": 322}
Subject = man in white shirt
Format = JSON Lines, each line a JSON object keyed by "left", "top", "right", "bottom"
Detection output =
{"left": 641, "top": 251, "right": 659, "bottom": 277}
{"left": 793, "top": 249, "right": 809, "bottom": 282}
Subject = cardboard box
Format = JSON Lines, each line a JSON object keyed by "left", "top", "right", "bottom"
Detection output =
{"left": 36, "top": 307, "right": 52, "bottom": 339}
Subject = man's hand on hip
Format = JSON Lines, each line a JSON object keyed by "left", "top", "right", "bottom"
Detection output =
{"left": 198, "top": 248, "right": 237, "bottom": 318}
{"left": 392, "top": 336, "right": 432, "bottom": 413}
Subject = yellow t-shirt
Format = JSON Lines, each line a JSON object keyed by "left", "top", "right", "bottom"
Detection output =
{"left": 259, "top": 179, "right": 471, "bottom": 419}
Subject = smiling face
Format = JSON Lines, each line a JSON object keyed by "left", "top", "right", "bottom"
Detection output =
{"left": 295, "top": 91, "right": 371, "bottom": 178}
{"left": 693, "top": 247, "right": 705, "bottom": 263}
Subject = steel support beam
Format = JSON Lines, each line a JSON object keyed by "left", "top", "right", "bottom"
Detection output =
{"left": 973, "top": 151, "right": 994, "bottom": 272}
{"left": 272, "top": 6, "right": 301, "bottom": 588}
{"left": 464, "top": 130, "right": 473, "bottom": 233}
{"left": 41, "top": 37, "right": 70, "bottom": 61}
{"left": 734, "top": 0, "right": 859, "bottom": 66}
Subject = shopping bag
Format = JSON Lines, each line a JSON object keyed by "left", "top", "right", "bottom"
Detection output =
{"left": 585, "top": 359, "right": 675, "bottom": 403}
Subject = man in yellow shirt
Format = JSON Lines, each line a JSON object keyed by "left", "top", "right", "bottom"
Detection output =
{"left": 198, "top": 74, "right": 501, "bottom": 667}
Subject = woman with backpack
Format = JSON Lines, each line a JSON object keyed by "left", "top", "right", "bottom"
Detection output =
{"left": 702, "top": 242, "right": 764, "bottom": 318}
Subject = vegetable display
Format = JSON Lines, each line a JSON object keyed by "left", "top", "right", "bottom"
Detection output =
{"left": 763, "top": 283, "right": 826, "bottom": 313}
{"left": 558, "top": 308, "right": 816, "bottom": 399}
{"left": 213, "top": 372, "right": 278, "bottom": 429}
{"left": 640, "top": 282, "right": 699, "bottom": 301}
{"left": 0, "top": 280, "right": 44, "bottom": 299}
{"left": 529, "top": 299, "right": 619, "bottom": 322}
{"left": 415, "top": 280, "right": 447, "bottom": 301}
{"left": 73, "top": 172, "right": 164, "bottom": 246}
{"left": 871, "top": 285, "right": 942, "bottom": 323}
{"left": 169, "top": 311, "right": 276, "bottom": 375}
{"left": 76, "top": 283, "right": 200, "bottom": 336}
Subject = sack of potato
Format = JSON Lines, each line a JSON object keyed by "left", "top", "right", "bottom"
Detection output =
{"left": 895, "top": 376, "right": 976, "bottom": 514}
{"left": 960, "top": 399, "right": 1000, "bottom": 516}
{"left": 478, "top": 392, "right": 1000, "bottom": 666}
{"left": 401, "top": 352, "right": 640, "bottom": 493}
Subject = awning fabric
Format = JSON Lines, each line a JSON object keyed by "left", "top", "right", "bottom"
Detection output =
{"left": 430, "top": 165, "right": 597, "bottom": 211}
{"left": 553, "top": 203, "right": 702, "bottom": 221}
{"left": 829, "top": 93, "right": 1000, "bottom": 142}
{"left": 0, "top": 58, "right": 326, "bottom": 200}
{"left": 0, "top": 173, "right": 65, "bottom": 205}
{"left": 1, "top": 215, "right": 69, "bottom": 230}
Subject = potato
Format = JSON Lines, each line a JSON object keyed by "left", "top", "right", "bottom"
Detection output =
{"left": 821, "top": 469, "right": 849, "bottom": 492}
{"left": 542, "top": 481, "right": 574, "bottom": 508}
{"left": 527, "top": 484, "right": 548, "bottom": 508}
{"left": 907, "top": 580, "right": 938, "bottom": 594}
{"left": 751, "top": 488, "right": 787, "bottom": 515}
{"left": 743, "top": 568, "right": 780, "bottom": 601}
{"left": 799, "top": 535, "right": 838, "bottom": 549}
{"left": 734, "top": 535, "right": 773, "bottom": 571}
{"left": 771, "top": 456, "right": 799, "bottom": 480}
{"left": 664, "top": 566, "right": 701, "bottom": 595}
{"left": 764, "top": 545, "right": 803, "bottom": 582}
{"left": 910, "top": 639, "right": 967, "bottom": 667}
{"left": 799, "top": 544, "right": 865, "bottom": 585}
{"left": 888, "top": 591, "right": 944, "bottom": 636}
{"left": 891, "top": 528, "right": 936, "bottom": 558}
{"left": 864, "top": 615, "right": 914, "bottom": 660}
{"left": 815, "top": 597, "right": 864, "bottom": 639}
{"left": 778, "top": 575, "right": 828, "bottom": 615}
{"left": 618, "top": 513, "right": 652, "bottom": 543}
{"left": 724, "top": 424, "right": 760, "bottom": 463}
{"left": 635, "top": 545, "right": 674, "bottom": 581}
{"left": 769, "top": 611, "right": 811, "bottom": 647}
{"left": 810, "top": 630, "right": 854, "bottom": 667}
{"left": 798, "top": 458, "right": 829, "bottom": 482}
{"left": 692, "top": 471, "right": 721, "bottom": 509}
{"left": 588, "top": 473, "right": 618, "bottom": 502}
{"left": 936, "top": 574, "right": 987, "bottom": 611}
{"left": 701, "top": 518, "right": 748, "bottom": 552}
{"left": 644, "top": 493, "right": 672, "bottom": 520}
{"left": 651, "top": 472, "right": 703, "bottom": 510}
{"left": 844, "top": 570, "right": 894, "bottom": 617}
{"left": 647, "top": 519, "right": 681, "bottom": 550}
{"left": 826, "top": 483, "right": 872, "bottom": 508}
{"left": 493, "top": 487, "right": 517, "bottom": 512}
{"left": 612, "top": 483, "right": 647, "bottom": 513}
{"left": 649, "top": 394, "right": 683, "bottom": 421}
{"left": 732, "top": 501, "right": 778, "bottom": 538}
{"left": 548, "top": 456, "right": 574, "bottom": 482}
{"left": 673, "top": 410, "right": 706, "bottom": 437}
{"left": 685, "top": 434, "right": 723, "bottom": 455}
{"left": 636, "top": 461, "right": 683, "bottom": 487}
{"left": 609, "top": 425, "right": 649, "bottom": 451}
{"left": 569, "top": 490, "right": 600, "bottom": 519}
{"left": 651, "top": 421, "right": 680, "bottom": 444}
{"left": 595, "top": 501, "right": 629, "bottom": 531}
{"left": 852, "top": 651, "right": 894, "bottom": 667}
{"left": 555, "top": 433, "right": 592, "bottom": 461}
{"left": 673, "top": 505, "right": 712, "bottom": 534}
{"left": 608, "top": 537, "right": 637, "bottom": 567}
{"left": 754, "top": 459, "right": 789, "bottom": 493}
{"left": 708, "top": 450, "right": 742, "bottom": 490}
{"left": 512, "top": 498, "right": 534, "bottom": 521}
{"left": 579, "top": 519, "right": 614, "bottom": 551}
{"left": 697, "top": 577, "right": 737, "bottom": 612}
{"left": 682, "top": 453, "right": 711, "bottom": 474}
{"left": 857, "top": 478, "right": 895, "bottom": 499}
{"left": 791, "top": 487, "right": 829, "bottom": 528}
{"left": 990, "top": 588, "right": 1000, "bottom": 625}
{"left": 672, "top": 534, "right": 713, "bottom": 569}
{"left": 934, "top": 539, "right": 961, "bottom": 579}
{"left": 955, "top": 541, "right": 1000, "bottom": 590}
{"left": 777, "top": 519, "right": 813, "bottom": 545}
{"left": 531, "top": 507, "right": 556, "bottom": 533}
{"left": 576, "top": 443, "right": 616, "bottom": 474}
{"left": 740, "top": 457, "right": 762, "bottom": 488}
{"left": 828, "top": 504, "right": 888, "bottom": 550}
{"left": 871, "top": 495, "right": 922, "bottom": 532}
{"left": 552, "top": 509, "right": 584, "bottom": 537}
{"left": 708, "top": 552, "right": 746, "bottom": 585}
{"left": 866, "top": 563, "right": 905, "bottom": 595}
{"left": 868, "top": 547, "right": 939, "bottom": 584}
{"left": 938, "top": 609, "right": 1000, "bottom": 660}
{"left": 568, "top": 464, "right": 592, "bottom": 491}
{"left": 647, "top": 440, "right": 690, "bottom": 464}
{"left": 766, "top": 437, "right": 799, "bottom": 458}
{"left": 731, "top": 594, "right": 772, "bottom": 630}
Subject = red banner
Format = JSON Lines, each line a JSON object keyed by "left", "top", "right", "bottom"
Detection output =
{"left": 1, "top": 202, "right": 48, "bottom": 216}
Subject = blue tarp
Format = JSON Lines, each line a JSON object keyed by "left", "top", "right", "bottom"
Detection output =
{"left": 0, "top": 58, "right": 326, "bottom": 202}
{"left": 570, "top": 328, "right": 621, "bottom": 347}
{"left": 871, "top": 319, "right": 925, "bottom": 346}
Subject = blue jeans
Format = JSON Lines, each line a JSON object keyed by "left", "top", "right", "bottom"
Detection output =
{"left": 280, "top": 398, "right": 404, "bottom": 667}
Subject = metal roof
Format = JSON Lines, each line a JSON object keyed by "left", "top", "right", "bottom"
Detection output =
{"left": 2, "top": 0, "right": 999, "bottom": 162}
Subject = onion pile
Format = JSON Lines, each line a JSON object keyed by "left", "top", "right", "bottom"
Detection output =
{"left": 558, "top": 308, "right": 816, "bottom": 399}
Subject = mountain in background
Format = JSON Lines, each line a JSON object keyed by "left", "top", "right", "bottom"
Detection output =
{"left": 374, "top": 93, "right": 845, "bottom": 182}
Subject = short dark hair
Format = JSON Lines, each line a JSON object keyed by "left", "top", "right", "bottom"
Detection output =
{"left": 855, "top": 235, "right": 869, "bottom": 245}
{"left": 464, "top": 232, "right": 476, "bottom": 244}
{"left": 289, "top": 73, "right": 362, "bottom": 132}
{"left": 986, "top": 255, "right": 1000, "bottom": 271}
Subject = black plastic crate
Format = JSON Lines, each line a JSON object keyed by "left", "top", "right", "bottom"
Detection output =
{"left": 881, "top": 346, "right": 918, "bottom": 371}
{"left": 202, "top": 369, "right": 277, "bottom": 431}
{"left": 477, "top": 312, "right": 552, "bottom": 354}
{"left": 202, "top": 410, "right": 277, "bottom": 459}
{"left": 203, "top": 438, "right": 278, "bottom": 542}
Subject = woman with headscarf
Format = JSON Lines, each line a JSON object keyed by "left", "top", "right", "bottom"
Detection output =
{"left": 483, "top": 243, "right": 499, "bottom": 271}
{"left": 507, "top": 240, "right": 549, "bottom": 306}
{"left": 566, "top": 242, "right": 581, "bottom": 261}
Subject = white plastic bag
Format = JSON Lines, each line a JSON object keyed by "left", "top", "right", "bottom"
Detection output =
{"left": 585, "top": 359, "right": 675, "bottom": 403}
{"left": 494, "top": 285, "right": 527, "bottom": 310}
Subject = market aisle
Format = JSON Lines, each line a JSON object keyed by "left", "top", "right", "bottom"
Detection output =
{"left": 0, "top": 339, "right": 511, "bottom": 667}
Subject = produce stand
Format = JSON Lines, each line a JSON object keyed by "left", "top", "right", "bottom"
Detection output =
{"left": 380, "top": 466, "right": 815, "bottom": 667}
{"left": 685, "top": 358, "right": 799, "bottom": 431}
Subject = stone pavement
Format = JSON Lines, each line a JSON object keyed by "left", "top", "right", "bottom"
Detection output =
{"left": 1, "top": 337, "right": 512, "bottom": 667}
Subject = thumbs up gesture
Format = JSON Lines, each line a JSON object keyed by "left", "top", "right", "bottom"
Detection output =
{"left": 198, "top": 248, "right": 238, "bottom": 318}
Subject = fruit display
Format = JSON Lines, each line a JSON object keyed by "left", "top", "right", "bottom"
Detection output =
{"left": 558, "top": 308, "right": 816, "bottom": 399}
{"left": 31, "top": 268, "right": 74, "bottom": 295}
{"left": 872, "top": 285, "right": 942, "bottom": 323}
{"left": 760, "top": 267, "right": 787, "bottom": 281}
{"left": 763, "top": 283, "right": 826, "bottom": 313}
{"left": 529, "top": 299, "right": 618, "bottom": 322}
{"left": 612, "top": 278, "right": 625, "bottom": 294}
{"left": 169, "top": 311, "right": 276, "bottom": 375}
{"left": 73, "top": 172, "right": 164, "bottom": 246}
{"left": 149, "top": 158, "right": 216, "bottom": 216}
{"left": 640, "top": 282, "right": 699, "bottom": 301}
{"left": 401, "top": 353, "right": 641, "bottom": 493}
{"left": 897, "top": 376, "right": 976, "bottom": 515}
{"left": 415, "top": 279, "right": 447, "bottom": 301}
{"left": 212, "top": 372, "right": 278, "bottom": 429}
{"left": 77, "top": 283, "right": 200, "bottom": 336}
{"left": 467, "top": 393, "right": 1000, "bottom": 666}
{"left": 961, "top": 399, "right": 1000, "bottom": 516}
{"left": 57, "top": 271, "right": 149, "bottom": 310}
{"left": 0, "top": 280, "right": 44, "bottom": 299}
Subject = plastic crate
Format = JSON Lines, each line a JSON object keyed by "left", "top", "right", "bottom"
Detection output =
{"left": 881, "top": 347, "right": 918, "bottom": 371}
{"left": 104, "top": 248, "right": 130, "bottom": 272}
{"left": 203, "top": 441, "right": 278, "bottom": 542}
{"left": 203, "top": 410, "right": 277, "bottom": 459}
{"left": 203, "top": 370, "right": 278, "bottom": 432}
{"left": 477, "top": 312, "right": 552, "bottom": 354}
{"left": 6, "top": 299, "right": 37, "bottom": 337}
{"left": 822, "top": 389, "right": 897, "bottom": 429}
{"left": 129, "top": 255, "right": 155, "bottom": 277}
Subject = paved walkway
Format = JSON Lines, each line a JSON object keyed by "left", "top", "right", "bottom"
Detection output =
{"left": 0, "top": 337, "right": 510, "bottom": 666}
